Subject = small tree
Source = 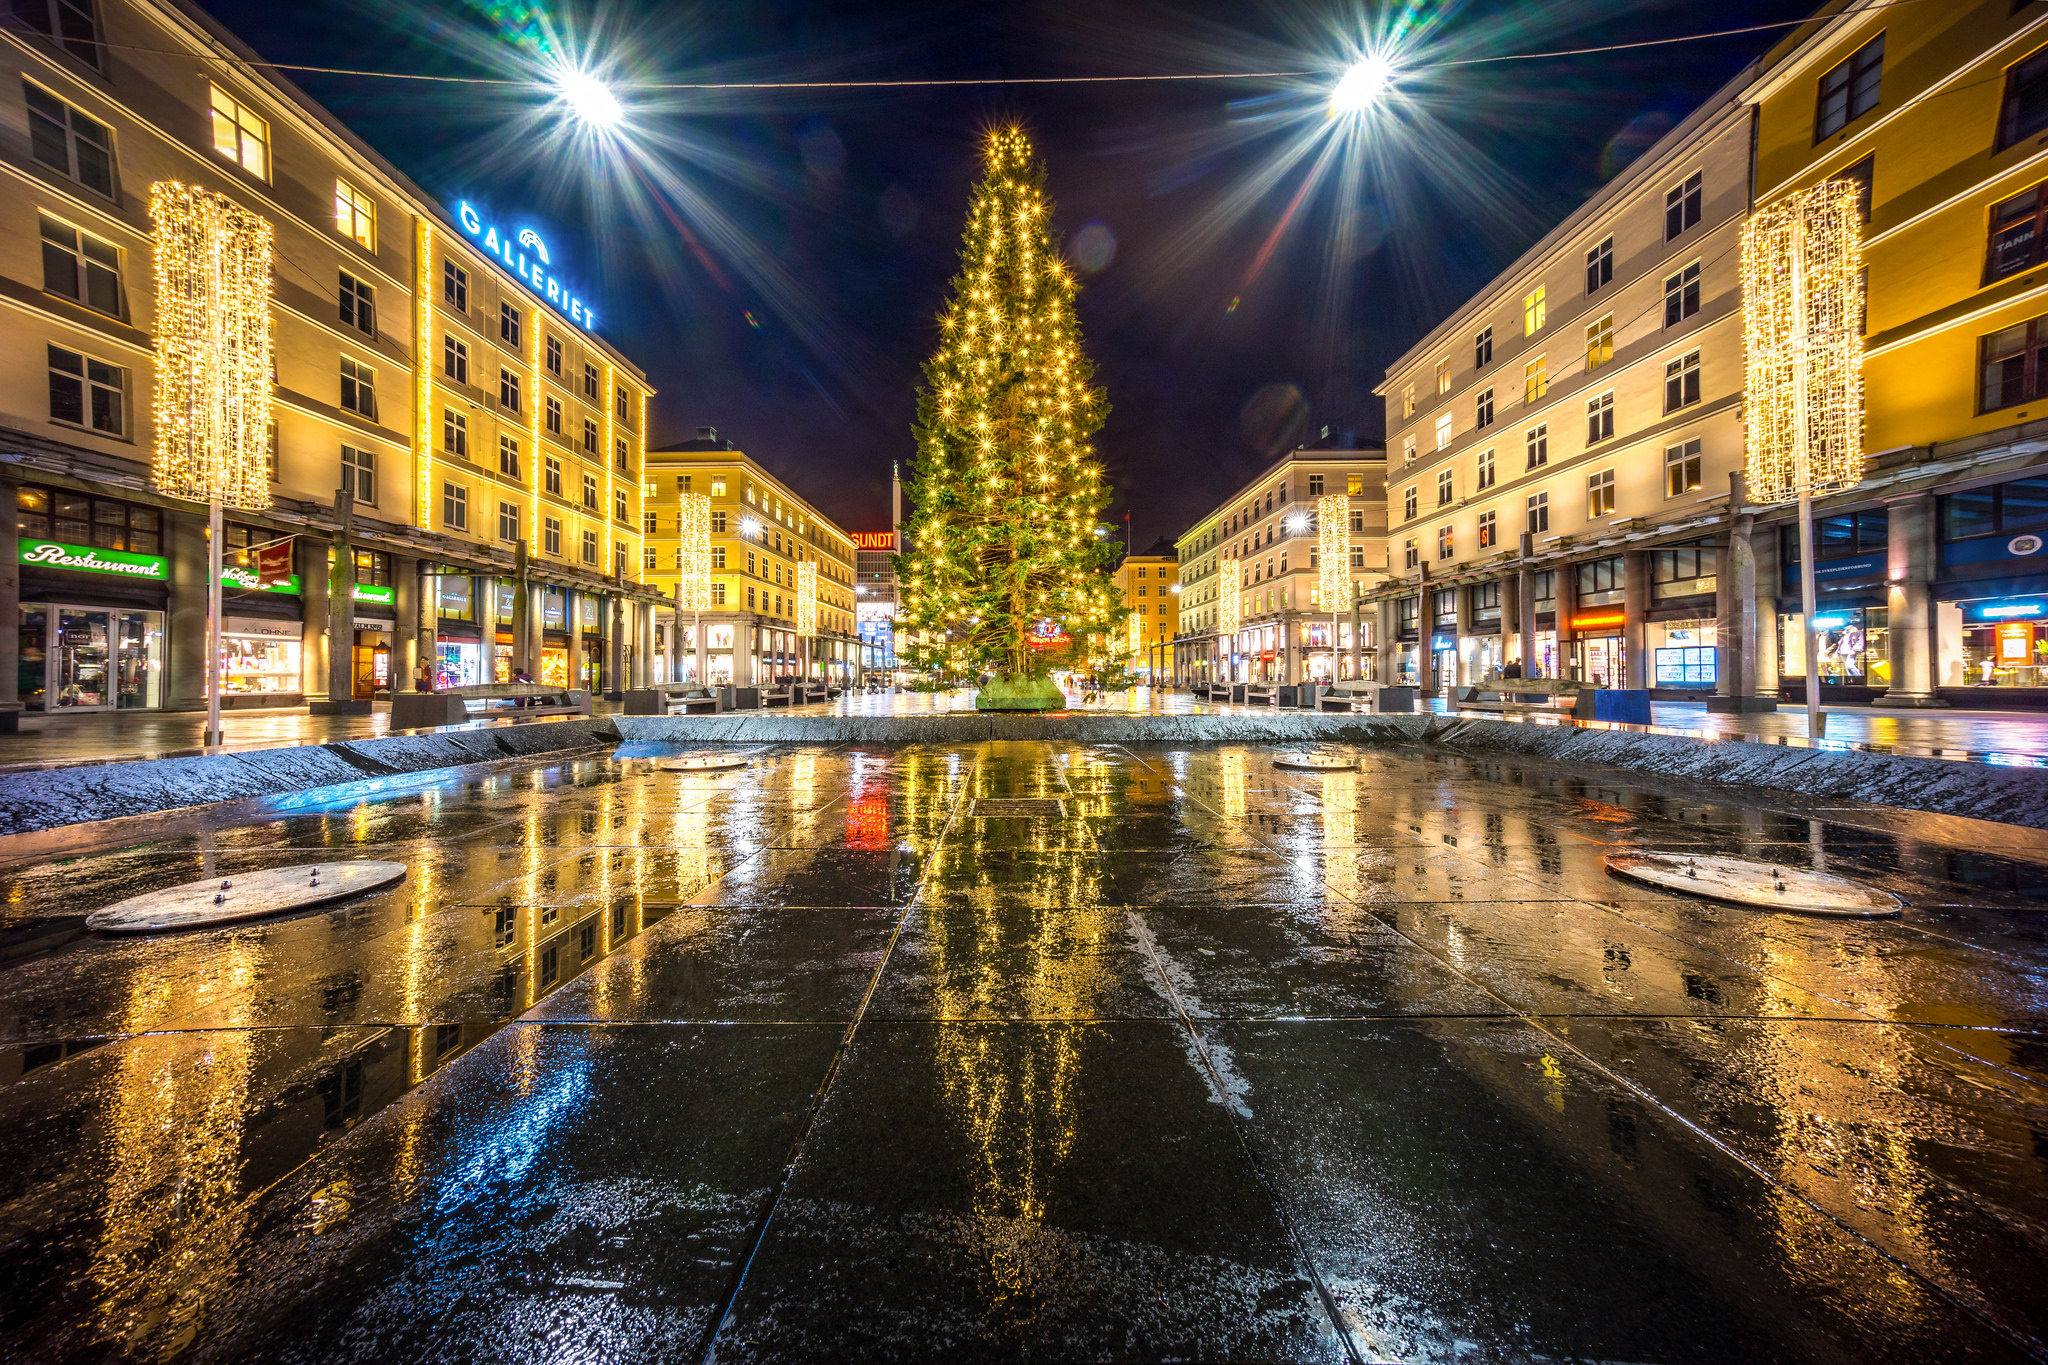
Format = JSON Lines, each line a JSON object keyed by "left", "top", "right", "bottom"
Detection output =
{"left": 896, "top": 127, "right": 1117, "bottom": 685}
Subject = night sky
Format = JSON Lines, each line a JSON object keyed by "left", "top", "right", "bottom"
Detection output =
{"left": 205, "top": 0, "right": 1810, "bottom": 547}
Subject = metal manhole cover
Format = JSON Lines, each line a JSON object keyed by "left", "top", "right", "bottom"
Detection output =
{"left": 971, "top": 798, "right": 1066, "bottom": 818}
{"left": 662, "top": 755, "right": 749, "bottom": 773}
{"left": 1274, "top": 752, "right": 1360, "bottom": 772}
{"left": 1604, "top": 852, "right": 1902, "bottom": 918}
{"left": 87, "top": 861, "right": 409, "bottom": 934}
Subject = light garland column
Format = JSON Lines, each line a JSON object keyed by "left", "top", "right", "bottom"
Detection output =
{"left": 676, "top": 491, "right": 711, "bottom": 683}
{"left": 1215, "top": 549, "right": 1241, "bottom": 687}
{"left": 148, "top": 182, "right": 274, "bottom": 747}
{"left": 796, "top": 559, "right": 818, "bottom": 682}
{"left": 1317, "top": 492, "right": 1347, "bottom": 687}
{"left": 1741, "top": 178, "right": 1865, "bottom": 739}
{"left": 414, "top": 220, "right": 434, "bottom": 531}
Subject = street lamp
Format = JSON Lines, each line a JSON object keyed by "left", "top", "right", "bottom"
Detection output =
{"left": 554, "top": 66, "right": 623, "bottom": 128}
{"left": 1331, "top": 55, "right": 1395, "bottom": 116}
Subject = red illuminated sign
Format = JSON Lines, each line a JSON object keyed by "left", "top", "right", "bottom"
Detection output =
{"left": 1027, "top": 620, "right": 1071, "bottom": 650}
{"left": 1570, "top": 610, "right": 1627, "bottom": 631}
{"left": 852, "top": 532, "right": 896, "bottom": 550}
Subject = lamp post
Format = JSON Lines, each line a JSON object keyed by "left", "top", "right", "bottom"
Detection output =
{"left": 148, "top": 182, "right": 275, "bottom": 747}
{"left": 1741, "top": 178, "right": 1866, "bottom": 740}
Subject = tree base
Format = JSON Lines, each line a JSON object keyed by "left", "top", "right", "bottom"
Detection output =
{"left": 974, "top": 673, "right": 1066, "bottom": 711}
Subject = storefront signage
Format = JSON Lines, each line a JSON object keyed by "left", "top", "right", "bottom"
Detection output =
{"left": 1784, "top": 552, "right": 1885, "bottom": 590}
{"left": 222, "top": 564, "right": 301, "bottom": 595}
{"left": 223, "top": 616, "right": 298, "bottom": 639}
{"left": 19, "top": 539, "right": 167, "bottom": 580}
{"left": 1965, "top": 599, "right": 2048, "bottom": 624}
{"left": 1430, "top": 634, "right": 1454, "bottom": 651}
{"left": 1570, "top": 609, "right": 1626, "bottom": 631}
{"left": 256, "top": 539, "right": 293, "bottom": 588}
{"left": 851, "top": 532, "right": 896, "bottom": 550}
{"left": 2011, "top": 534, "right": 2043, "bottom": 557}
{"left": 1997, "top": 622, "right": 2034, "bottom": 661}
{"left": 454, "top": 202, "right": 596, "bottom": 332}
{"left": 351, "top": 584, "right": 396, "bottom": 606}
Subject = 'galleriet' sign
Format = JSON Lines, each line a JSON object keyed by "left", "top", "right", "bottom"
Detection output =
{"left": 20, "top": 539, "right": 168, "bottom": 579}
{"left": 455, "top": 202, "right": 597, "bottom": 332}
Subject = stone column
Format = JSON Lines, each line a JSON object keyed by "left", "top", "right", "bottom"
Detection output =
{"left": 1502, "top": 572, "right": 1523, "bottom": 671}
{"left": 1622, "top": 549, "right": 1648, "bottom": 689}
{"left": 1454, "top": 584, "right": 1474, "bottom": 688}
{"left": 168, "top": 507, "right": 211, "bottom": 710}
{"left": 511, "top": 542, "right": 532, "bottom": 677}
{"left": 605, "top": 592, "right": 625, "bottom": 699}
{"left": 1557, "top": 561, "right": 1580, "bottom": 681}
{"left": 1708, "top": 486, "right": 1777, "bottom": 710}
{"left": 300, "top": 531, "right": 331, "bottom": 704}
{"left": 392, "top": 553, "right": 419, "bottom": 693}
{"left": 523, "top": 577, "right": 544, "bottom": 680}
{"left": 416, "top": 560, "right": 437, "bottom": 688}
{"left": 1376, "top": 599, "right": 1396, "bottom": 684}
{"left": 0, "top": 478, "right": 20, "bottom": 711}
{"left": 634, "top": 601, "right": 653, "bottom": 688}
{"left": 559, "top": 588, "right": 578, "bottom": 687}
{"left": 329, "top": 522, "right": 358, "bottom": 710}
{"left": 1875, "top": 491, "right": 1946, "bottom": 707}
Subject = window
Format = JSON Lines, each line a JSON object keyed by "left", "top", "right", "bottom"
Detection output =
{"left": 1664, "top": 262, "right": 1701, "bottom": 326}
{"left": 340, "top": 357, "right": 376, "bottom": 418}
{"left": 614, "top": 488, "right": 628, "bottom": 522}
{"left": 1476, "top": 447, "right": 1495, "bottom": 491}
{"left": 498, "top": 434, "right": 519, "bottom": 479}
{"left": 1981, "top": 314, "right": 2048, "bottom": 412}
{"left": 1350, "top": 546, "right": 1365, "bottom": 569}
{"left": 545, "top": 455, "right": 562, "bottom": 496}
{"left": 20, "top": 486, "right": 161, "bottom": 552}
{"left": 1585, "top": 314, "right": 1613, "bottom": 369}
{"left": 1585, "top": 392, "right": 1614, "bottom": 444}
{"left": 712, "top": 545, "right": 727, "bottom": 569}
{"left": 1308, "top": 474, "right": 1324, "bottom": 496}
{"left": 712, "top": 510, "right": 727, "bottom": 533}
{"left": 443, "top": 409, "right": 468, "bottom": 458}
{"left": 583, "top": 363, "right": 599, "bottom": 400}
{"left": 1653, "top": 543, "right": 1720, "bottom": 599}
{"left": 645, "top": 546, "right": 659, "bottom": 573}
{"left": 1437, "top": 525, "right": 1454, "bottom": 560}
{"left": 583, "top": 419, "right": 598, "bottom": 454}
{"left": 443, "top": 260, "right": 468, "bottom": 312}
{"left": 334, "top": 179, "right": 374, "bottom": 250}
{"left": 46, "top": 344, "right": 122, "bottom": 434}
{"left": 338, "top": 270, "right": 374, "bottom": 335}
{"left": 1664, "top": 351, "right": 1702, "bottom": 411}
{"left": 1435, "top": 357, "right": 1451, "bottom": 394}
{"left": 1403, "top": 537, "right": 1419, "bottom": 570}
{"left": 209, "top": 85, "right": 268, "bottom": 179}
{"left": 546, "top": 335, "right": 563, "bottom": 375}
{"left": 39, "top": 213, "right": 120, "bottom": 316}
{"left": 1402, "top": 436, "right": 1417, "bottom": 465}
{"left": 18, "top": 0, "right": 102, "bottom": 65}
{"left": 499, "top": 368, "right": 520, "bottom": 413}
{"left": 546, "top": 395, "right": 562, "bottom": 434}
{"left": 1987, "top": 185, "right": 2048, "bottom": 285}
{"left": 1437, "top": 469, "right": 1454, "bottom": 506}
{"left": 443, "top": 335, "right": 468, "bottom": 384}
{"left": 1349, "top": 508, "right": 1364, "bottom": 533}
{"left": 1817, "top": 34, "right": 1884, "bottom": 141}
{"left": 615, "top": 437, "right": 631, "bottom": 473}
{"left": 443, "top": 482, "right": 468, "bottom": 529}
{"left": 644, "top": 510, "right": 659, "bottom": 535}
{"left": 1478, "top": 509, "right": 1497, "bottom": 550}
{"left": 1998, "top": 45, "right": 2048, "bottom": 151}
{"left": 1527, "top": 491, "right": 1549, "bottom": 535}
{"left": 544, "top": 516, "right": 562, "bottom": 555}
{"left": 1401, "top": 384, "right": 1415, "bottom": 418}
{"left": 1525, "top": 424, "right": 1548, "bottom": 470}
{"left": 1524, "top": 355, "right": 1548, "bottom": 402}
{"left": 1402, "top": 486, "right": 1417, "bottom": 520}
{"left": 26, "top": 83, "right": 113, "bottom": 196}
{"left": 712, "top": 582, "right": 727, "bottom": 606}
{"left": 1434, "top": 412, "right": 1453, "bottom": 450}
{"left": 747, "top": 551, "right": 757, "bottom": 577}
{"left": 615, "top": 384, "right": 630, "bottom": 421}
{"left": 1474, "top": 327, "right": 1492, "bottom": 368}
{"left": 1475, "top": 386, "right": 1495, "bottom": 429}
{"left": 582, "top": 473, "right": 598, "bottom": 510}
{"left": 1943, "top": 475, "right": 2048, "bottom": 539}
{"left": 342, "top": 444, "right": 375, "bottom": 504}
{"left": 500, "top": 303, "right": 521, "bottom": 347}
{"left": 581, "top": 530, "right": 598, "bottom": 564}
{"left": 1586, "top": 236, "right": 1613, "bottom": 293}
{"left": 1587, "top": 468, "right": 1616, "bottom": 519}
{"left": 498, "top": 501, "right": 519, "bottom": 543}
{"left": 1665, "top": 438, "right": 1703, "bottom": 497}
{"left": 1832, "top": 154, "right": 1874, "bottom": 224}
{"left": 1665, "top": 172, "right": 1702, "bottom": 240}
{"left": 1523, "top": 286, "right": 1546, "bottom": 335}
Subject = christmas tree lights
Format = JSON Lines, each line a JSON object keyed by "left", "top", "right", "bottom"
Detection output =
{"left": 895, "top": 127, "right": 1117, "bottom": 685}
{"left": 148, "top": 182, "right": 273, "bottom": 509}
{"left": 676, "top": 492, "right": 713, "bottom": 612}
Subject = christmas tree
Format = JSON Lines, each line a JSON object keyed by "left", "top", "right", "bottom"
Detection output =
{"left": 896, "top": 126, "right": 1118, "bottom": 706}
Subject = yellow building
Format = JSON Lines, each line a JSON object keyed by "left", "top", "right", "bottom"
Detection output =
{"left": 1114, "top": 538, "right": 1178, "bottom": 678}
{"left": 643, "top": 429, "right": 858, "bottom": 684}
{"left": 1749, "top": 0, "right": 2048, "bottom": 705}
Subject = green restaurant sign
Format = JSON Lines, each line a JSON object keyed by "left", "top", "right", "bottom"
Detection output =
{"left": 352, "top": 583, "right": 395, "bottom": 605}
{"left": 19, "top": 539, "right": 168, "bottom": 579}
{"left": 221, "top": 563, "right": 301, "bottom": 595}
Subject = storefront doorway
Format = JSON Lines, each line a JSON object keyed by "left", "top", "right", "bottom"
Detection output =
{"left": 1572, "top": 636, "right": 1626, "bottom": 689}
{"left": 20, "top": 605, "right": 164, "bottom": 711}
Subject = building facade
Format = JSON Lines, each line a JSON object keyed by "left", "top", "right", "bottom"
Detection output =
{"left": 1112, "top": 537, "right": 1177, "bottom": 679}
{"left": 1173, "top": 510, "right": 1221, "bottom": 659}
{"left": 642, "top": 429, "right": 858, "bottom": 685}
{"left": 1172, "top": 447, "right": 1391, "bottom": 685}
{"left": 3, "top": 0, "right": 662, "bottom": 717}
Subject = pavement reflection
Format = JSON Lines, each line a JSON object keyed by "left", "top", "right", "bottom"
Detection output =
{"left": 0, "top": 739, "right": 2043, "bottom": 1360}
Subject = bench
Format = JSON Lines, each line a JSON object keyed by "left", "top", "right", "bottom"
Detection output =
{"left": 391, "top": 682, "right": 592, "bottom": 729}
{"left": 624, "top": 683, "right": 721, "bottom": 716}
{"left": 1243, "top": 684, "right": 1280, "bottom": 707}
{"left": 1316, "top": 683, "right": 1416, "bottom": 714}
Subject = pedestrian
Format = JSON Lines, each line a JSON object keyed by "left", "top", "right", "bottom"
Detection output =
{"left": 414, "top": 659, "right": 433, "bottom": 692}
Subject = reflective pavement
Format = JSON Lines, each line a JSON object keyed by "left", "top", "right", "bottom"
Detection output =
{"left": 1, "top": 739, "right": 2047, "bottom": 1361}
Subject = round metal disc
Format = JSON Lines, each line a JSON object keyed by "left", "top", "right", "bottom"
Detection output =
{"left": 1604, "top": 852, "right": 1902, "bottom": 918}
{"left": 1274, "top": 753, "right": 1360, "bottom": 772}
{"left": 87, "top": 861, "right": 409, "bottom": 934}
{"left": 662, "top": 755, "right": 749, "bottom": 773}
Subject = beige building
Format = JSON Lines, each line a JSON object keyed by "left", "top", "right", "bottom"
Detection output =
{"left": 1, "top": 0, "right": 661, "bottom": 718}
{"left": 642, "top": 429, "right": 858, "bottom": 684}
{"left": 1173, "top": 510, "right": 1221, "bottom": 646}
{"left": 1372, "top": 83, "right": 1750, "bottom": 697}
{"left": 1173, "top": 446, "right": 1391, "bottom": 685}
{"left": 1113, "top": 538, "right": 1177, "bottom": 678}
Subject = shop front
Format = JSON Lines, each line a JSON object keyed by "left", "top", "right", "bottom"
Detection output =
{"left": 1779, "top": 603, "right": 1890, "bottom": 699}
{"left": 1649, "top": 619, "right": 1717, "bottom": 692}
{"left": 221, "top": 615, "right": 303, "bottom": 703}
{"left": 20, "top": 603, "right": 163, "bottom": 712}
{"left": 1568, "top": 608, "right": 1626, "bottom": 688}
{"left": 433, "top": 574, "right": 483, "bottom": 687}
{"left": 17, "top": 486, "right": 168, "bottom": 712}
{"left": 348, "top": 578, "right": 396, "bottom": 700}
{"left": 1950, "top": 596, "right": 2048, "bottom": 689}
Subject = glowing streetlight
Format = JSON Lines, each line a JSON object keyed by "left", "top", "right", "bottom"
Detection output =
{"left": 555, "top": 66, "right": 623, "bottom": 128}
{"left": 1284, "top": 512, "right": 1309, "bottom": 533}
{"left": 1331, "top": 56, "right": 1394, "bottom": 115}
{"left": 739, "top": 516, "right": 762, "bottom": 540}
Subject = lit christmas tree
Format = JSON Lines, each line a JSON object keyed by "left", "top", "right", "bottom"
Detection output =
{"left": 896, "top": 126, "right": 1119, "bottom": 708}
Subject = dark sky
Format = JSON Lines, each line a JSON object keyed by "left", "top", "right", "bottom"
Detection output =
{"left": 206, "top": 0, "right": 1810, "bottom": 547}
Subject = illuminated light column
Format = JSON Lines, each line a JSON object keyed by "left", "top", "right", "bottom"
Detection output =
{"left": 796, "top": 558, "right": 818, "bottom": 679}
{"left": 676, "top": 491, "right": 711, "bottom": 682}
{"left": 1216, "top": 549, "right": 1241, "bottom": 684}
{"left": 148, "top": 181, "right": 274, "bottom": 747}
{"left": 415, "top": 220, "right": 434, "bottom": 531}
{"left": 1127, "top": 608, "right": 1143, "bottom": 666}
{"left": 1741, "top": 178, "right": 1865, "bottom": 739}
{"left": 1318, "top": 492, "right": 1347, "bottom": 685}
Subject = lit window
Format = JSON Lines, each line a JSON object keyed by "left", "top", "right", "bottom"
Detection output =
{"left": 1665, "top": 438, "right": 1703, "bottom": 497}
{"left": 1585, "top": 314, "right": 1614, "bottom": 369}
{"left": 335, "top": 179, "right": 375, "bottom": 250}
{"left": 1434, "top": 412, "right": 1453, "bottom": 450}
{"left": 1437, "top": 525, "right": 1454, "bottom": 560}
{"left": 46, "top": 343, "right": 122, "bottom": 434}
{"left": 38, "top": 212, "right": 121, "bottom": 316}
{"left": 1585, "top": 391, "right": 1615, "bottom": 445}
{"left": 1523, "top": 355, "right": 1548, "bottom": 403}
{"left": 1587, "top": 468, "right": 1616, "bottom": 519}
{"left": 209, "top": 85, "right": 268, "bottom": 179}
{"left": 1402, "top": 436, "right": 1416, "bottom": 465}
{"left": 442, "top": 481, "right": 468, "bottom": 530}
{"left": 1347, "top": 472, "right": 1363, "bottom": 495}
{"left": 1401, "top": 384, "right": 1415, "bottom": 418}
{"left": 26, "top": 83, "right": 114, "bottom": 197}
{"left": 1435, "top": 357, "right": 1450, "bottom": 394}
{"left": 1523, "top": 286, "right": 1546, "bottom": 335}
{"left": 1664, "top": 350, "right": 1702, "bottom": 412}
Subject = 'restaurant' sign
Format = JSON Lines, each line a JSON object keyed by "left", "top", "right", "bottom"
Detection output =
{"left": 19, "top": 539, "right": 168, "bottom": 579}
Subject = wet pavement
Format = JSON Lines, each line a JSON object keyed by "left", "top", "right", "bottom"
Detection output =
{"left": 2, "top": 737, "right": 2047, "bottom": 1362}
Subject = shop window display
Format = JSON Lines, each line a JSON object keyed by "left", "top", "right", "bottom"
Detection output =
{"left": 221, "top": 618, "right": 301, "bottom": 696}
{"left": 1782, "top": 607, "right": 1889, "bottom": 685}
{"left": 20, "top": 605, "right": 162, "bottom": 710}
